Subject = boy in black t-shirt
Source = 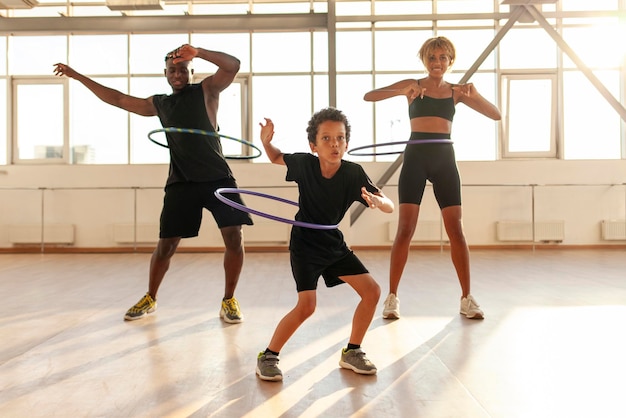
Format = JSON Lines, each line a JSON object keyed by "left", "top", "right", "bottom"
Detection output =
{"left": 256, "top": 107, "right": 394, "bottom": 381}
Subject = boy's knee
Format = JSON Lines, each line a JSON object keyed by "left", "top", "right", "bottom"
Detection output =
{"left": 297, "top": 304, "right": 316, "bottom": 320}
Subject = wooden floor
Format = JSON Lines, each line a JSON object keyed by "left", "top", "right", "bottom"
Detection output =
{"left": 1, "top": 248, "right": 625, "bottom": 418}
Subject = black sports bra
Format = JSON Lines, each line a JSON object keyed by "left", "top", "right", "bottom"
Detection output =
{"left": 408, "top": 81, "right": 456, "bottom": 121}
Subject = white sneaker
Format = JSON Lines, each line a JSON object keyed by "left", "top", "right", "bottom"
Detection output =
{"left": 460, "top": 295, "right": 484, "bottom": 319}
{"left": 382, "top": 293, "right": 400, "bottom": 319}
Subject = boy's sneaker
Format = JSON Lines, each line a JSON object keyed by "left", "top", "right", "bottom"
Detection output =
{"left": 382, "top": 293, "right": 400, "bottom": 319}
{"left": 256, "top": 352, "right": 283, "bottom": 381}
{"left": 339, "top": 348, "right": 377, "bottom": 375}
{"left": 220, "top": 297, "right": 243, "bottom": 323}
{"left": 124, "top": 293, "right": 157, "bottom": 321}
{"left": 460, "top": 294, "right": 484, "bottom": 319}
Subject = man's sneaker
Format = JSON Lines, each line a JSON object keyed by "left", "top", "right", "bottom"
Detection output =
{"left": 256, "top": 352, "right": 283, "bottom": 381}
{"left": 382, "top": 293, "right": 400, "bottom": 319}
{"left": 220, "top": 297, "right": 243, "bottom": 323}
{"left": 124, "top": 293, "right": 157, "bottom": 321}
{"left": 339, "top": 348, "right": 377, "bottom": 375}
{"left": 460, "top": 294, "right": 484, "bottom": 319}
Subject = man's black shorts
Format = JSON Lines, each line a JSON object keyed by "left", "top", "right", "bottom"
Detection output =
{"left": 160, "top": 179, "right": 253, "bottom": 239}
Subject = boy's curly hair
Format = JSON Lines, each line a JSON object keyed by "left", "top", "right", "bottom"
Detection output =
{"left": 306, "top": 107, "right": 351, "bottom": 144}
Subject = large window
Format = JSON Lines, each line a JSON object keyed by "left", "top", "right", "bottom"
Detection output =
{"left": 1, "top": 1, "right": 624, "bottom": 165}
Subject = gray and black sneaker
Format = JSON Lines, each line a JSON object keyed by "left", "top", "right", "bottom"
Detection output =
{"left": 339, "top": 348, "right": 377, "bottom": 375}
{"left": 256, "top": 352, "right": 283, "bottom": 381}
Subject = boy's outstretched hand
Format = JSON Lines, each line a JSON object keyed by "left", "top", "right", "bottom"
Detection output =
{"left": 361, "top": 187, "right": 394, "bottom": 213}
{"left": 259, "top": 118, "right": 275, "bottom": 145}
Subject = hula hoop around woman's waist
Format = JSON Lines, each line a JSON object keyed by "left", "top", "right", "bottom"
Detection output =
{"left": 347, "top": 138, "right": 454, "bottom": 156}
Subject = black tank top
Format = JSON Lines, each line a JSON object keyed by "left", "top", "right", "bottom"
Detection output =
{"left": 153, "top": 84, "right": 234, "bottom": 186}
{"left": 408, "top": 80, "right": 455, "bottom": 121}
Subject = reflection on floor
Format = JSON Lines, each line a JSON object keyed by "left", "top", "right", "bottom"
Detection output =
{"left": 1, "top": 249, "right": 625, "bottom": 417}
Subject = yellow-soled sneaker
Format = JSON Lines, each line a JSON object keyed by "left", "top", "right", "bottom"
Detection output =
{"left": 220, "top": 297, "right": 243, "bottom": 324}
{"left": 124, "top": 293, "right": 157, "bottom": 321}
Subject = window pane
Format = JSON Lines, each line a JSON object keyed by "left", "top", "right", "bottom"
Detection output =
{"left": 336, "top": 74, "right": 376, "bottom": 161}
{"left": 70, "top": 77, "right": 128, "bottom": 164}
{"left": 561, "top": 0, "right": 618, "bottom": 11}
{"left": 17, "top": 84, "right": 64, "bottom": 160}
{"left": 506, "top": 79, "right": 553, "bottom": 153}
{"left": 312, "top": 1, "right": 328, "bottom": 13}
{"left": 0, "top": 36, "right": 6, "bottom": 75}
{"left": 500, "top": 28, "right": 557, "bottom": 69}
{"left": 313, "top": 75, "right": 329, "bottom": 113}
{"left": 563, "top": 71, "right": 621, "bottom": 160}
{"left": 9, "top": 36, "right": 67, "bottom": 75}
{"left": 215, "top": 82, "right": 245, "bottom": 159}
{"left": 374, "top": 1, "right": 432, "bottom": 15}
{"left": 313, "top": 31, "right": 328, "bottom": 72}
{"left": 71, "top": 5, "right": 117, "bottom": 17}
{"left": 452, "top": 73, "right": 498, "bottom": 161}
{"left": 253, "top": 2, "right": 311, "bottom": 13}
{"left": 191, "top": 3, "right": 249, "bottom": 15}
{"left": 252, "top": 33, "right": 311, "bottom": 72}
{"left": 436, "top": 0, "right": 494, "bottom": 13}
{"left": 70, "top": 35, "right": 128, "bottom": 74}
{"left": 366, "top": 73, "right": 414, "bottom": 162}
{"left": 130, "top": 77, "right": 170, "bottom": 164}
{"left": 251, "top": 75, "right": 312, "bottom": 163}
{"left": 562, "top": 24, "right": 623, "bottom": 70}
{"left": 375, "top": 30, "right": 430, "bottom": 72}
{"left": 336, "top": 1, "right": 372, "bottom": 16}
{"left": 0, "top": 82, "right": 5, "bottom": 164}
{"left": 336, "top": 31, "right": 372, "bottom": 72}
{"left": 129, "top": 34, "right": 189, "bottom": 74}
{"left": 191, "top": 33, "right": 251, "bottom": 73}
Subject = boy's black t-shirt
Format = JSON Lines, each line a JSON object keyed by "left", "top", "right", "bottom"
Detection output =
{"left": 283, "top": 152, "right": 380, "bottom": 263}
{"left": 152, "top": 83, "right": 234, "bottom": 186}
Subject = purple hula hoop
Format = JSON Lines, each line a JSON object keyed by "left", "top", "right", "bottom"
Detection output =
{"left": 214, "top": 187, "right": 339, "bottom": 230}
{"left": 347, "top": 138, "right": 454, "bottom": 157}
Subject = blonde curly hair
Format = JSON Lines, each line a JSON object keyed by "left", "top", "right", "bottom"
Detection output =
{"left": 418, "top": 36, "right": 456, "bottom": 67}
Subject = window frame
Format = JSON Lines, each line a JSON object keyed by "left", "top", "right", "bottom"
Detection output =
{"left": 500, "top": 72, "right": 559, "bottom": 159}
{"left": 12, "top": 77, "right": 69, "bottom": 165}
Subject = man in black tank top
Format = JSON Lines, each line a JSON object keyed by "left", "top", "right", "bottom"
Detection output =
{"left": 54, "top": 44, "right": 252, "bottom": 324}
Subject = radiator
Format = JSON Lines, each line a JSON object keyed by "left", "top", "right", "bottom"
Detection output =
{"left": 601, "top": 220, "right": 626, "bottom": 240}
{"left": 496, "top": 221, "right": 565, "bottom": 242}
{"left": 388, "top": 221, "right": 448, "bottom": 242}
{"left": 8, "top": 224, "right": 75, "bottom": 244}
{"left": 113, "top": 223, "right": 159, "bottom": 244}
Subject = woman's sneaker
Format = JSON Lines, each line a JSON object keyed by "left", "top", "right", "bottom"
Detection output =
{"left": 339, "top": 348, "right": 377, "bottom": 375}
{"left": 460, "top": 294, "right": 484, "bottom": 319}
{"left": 382, "top": 293, "right": 400, "bottom": 319}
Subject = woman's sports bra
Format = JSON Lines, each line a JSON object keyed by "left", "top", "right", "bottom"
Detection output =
{"left": 408, "top": 80, "right": 456, "bottom": 121}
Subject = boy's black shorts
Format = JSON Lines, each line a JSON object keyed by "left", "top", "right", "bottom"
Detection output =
{"left": 159, "top": 179, "right": 253, "bottom": 239}
{"left": 290, "top": 250, "right": 369, "bottom": 292}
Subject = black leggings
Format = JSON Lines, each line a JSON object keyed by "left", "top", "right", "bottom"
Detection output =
{"left": 398, "top": 132, "right": 461, "bottom": 209}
